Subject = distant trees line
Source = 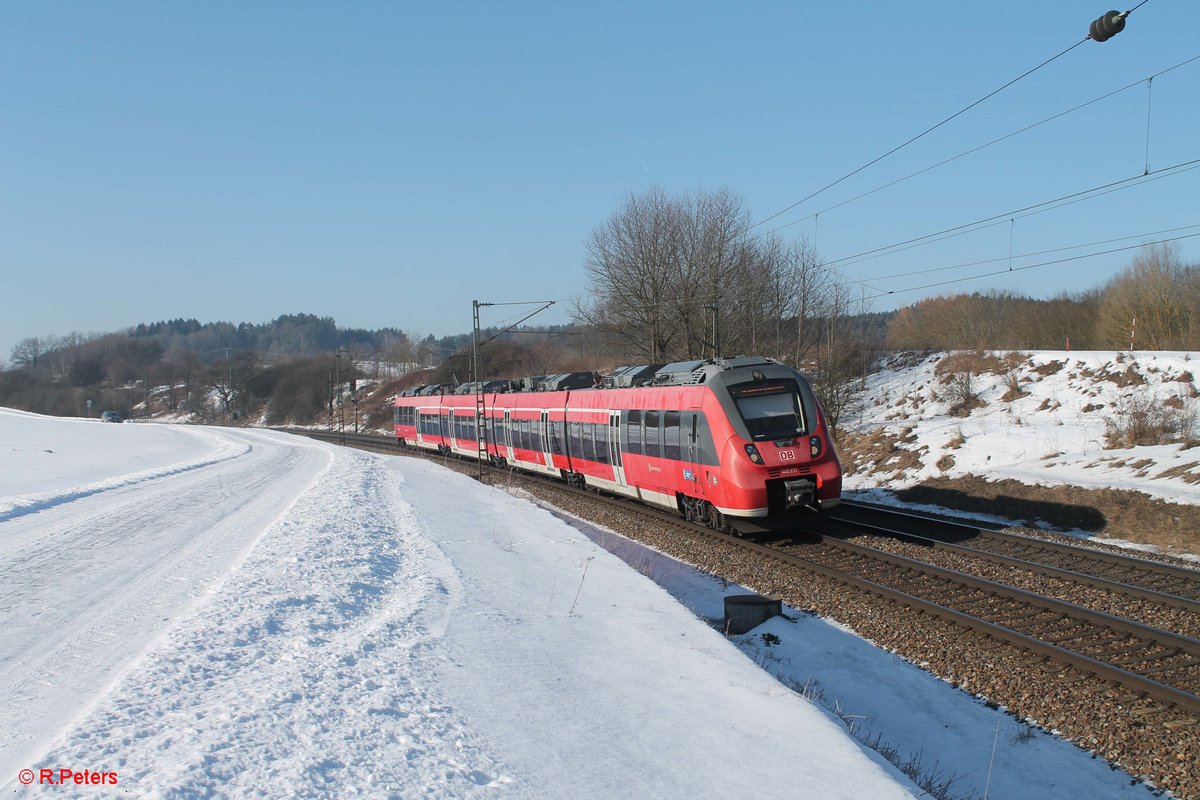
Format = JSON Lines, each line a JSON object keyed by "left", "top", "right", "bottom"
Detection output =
{"left": 576, "top": 188, "right": 1199, "bottom": 361}
{"left": 888, "top": 243, "right": 1200, "bottom": 352}
{"left": 4, "top": 187, "right": 1195, "bottom": 428}
{"left": 567, "top": 187, "right": 1197, "bottom": 426}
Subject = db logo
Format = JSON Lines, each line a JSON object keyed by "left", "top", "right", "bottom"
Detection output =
{"left": 778, "top": 449, "right": 796, "bottom": 461}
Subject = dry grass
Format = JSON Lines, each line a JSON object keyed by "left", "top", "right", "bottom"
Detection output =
{"left": 1158, "top": 462, "right": 1200, "bottom": 485}
{"left": 359, "top": 377, "right": 408, "bottom": 431}
{"left": 893, "top": 476, "right": 1200, "bottom": 556}
{"left": 1032, "top": 360, "right": 1064, "bottom": 376}
{"left": 933, "top": 351, "right": 1014, "bottom": 381}
{"left": 838, "top": 429, "right": 926, "bottom": 478}
{"left": 1109, "top": 365, "right": 1146, "bottom": 387}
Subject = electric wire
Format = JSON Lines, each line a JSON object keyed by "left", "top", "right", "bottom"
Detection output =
{"left": 750, "top": 36, "right": 1091, "bottom": 231}
{"left": 862, "top": 230, "right": 1200, "bottom": 301}
{"left": 834, "top": 162, "right": 1200, "bottom": 272}
{"left": 824, "top": 157, "right": 1200, "bottom": 269}
{"left": 755, "top": 52, "right": 1200, "bottom": 241}
{"left": 849, "top": 223, "right": 1200, "bottom": 285}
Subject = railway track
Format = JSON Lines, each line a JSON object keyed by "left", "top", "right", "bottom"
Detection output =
{"left": 828, "top": 499, "right": 1200, "bottom": 614}
{"left": 773, "top": 534, "right": 1200, "bottom": 716}
{"left": 291, "top": 428, "right": 1200, "bottom": 719}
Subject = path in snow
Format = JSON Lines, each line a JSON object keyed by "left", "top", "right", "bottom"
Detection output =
{"left": 0, "top": 427, "right": 331, "bottom": 783}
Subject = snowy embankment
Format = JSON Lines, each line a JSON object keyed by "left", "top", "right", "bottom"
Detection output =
{"left": 845, "top": 351, "right": 1200, "bottom": 507}
{"left": 0, "top": 410, "right": 915, "bottom": 798}
{"left": 0, "top": 410, "right": 1163, "bottom": 798}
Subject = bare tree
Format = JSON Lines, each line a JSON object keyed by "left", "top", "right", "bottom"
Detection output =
{"left": 1097, "top": 243, "right": 1199, "bottom": 350}
{"left": 10, "top": 337, "right": 48, "bottom": 370}
{"left": 575, "top": 186, "right": 834, "bottom": 362}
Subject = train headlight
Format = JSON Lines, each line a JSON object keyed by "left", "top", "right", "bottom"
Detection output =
{"left": 809, "top": 436, "right": 822, "bottom": 458}
{"left": 744, "top": 443, "right": 764, "bottom": 464}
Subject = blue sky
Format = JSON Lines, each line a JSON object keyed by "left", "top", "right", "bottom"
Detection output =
{"left": 2, "top": 1, "right": 1196, "bottom": 360}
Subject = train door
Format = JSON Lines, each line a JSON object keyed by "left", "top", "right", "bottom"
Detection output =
{"left": 686, "top": 410, "right": 705, "bottom": 497}
{"left": 415, "top": 408, "right": 425, "bottom": 447}
{"left": 609, "top": 411, "right": 626, "bottom": 487}
{"left": 503, "top": 410, "right": 512, "bottom": 461}
{"left": 540, "top": 411, "right": 552, "bottom": 469}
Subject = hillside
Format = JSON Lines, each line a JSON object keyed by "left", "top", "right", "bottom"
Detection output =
{"left": 841, "top": 351, "right": 1200, "bottom": 558}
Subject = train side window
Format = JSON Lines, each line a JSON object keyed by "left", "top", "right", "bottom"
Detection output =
{"left": 530, "top": 421, "right": 541, "bottom": 452}
{"left": 582, "top": 423, "right": 595, "bottom": 461}
{"left": 550, "top": 421, "right": 563, "bottom": 455}
{"left": 664, "top": 411, "right": 681, "bottom": 460}
{"left": 568, "top": 421, "right": 582, "bottom": 457}
{"left": 644, "top": 410, "right": 661, "bottom": 458}
{"left": 594, "top": 424, "right": 609, "bottom": 464}
{"left": 626, "top": 410, "right": 642, "bottom": 455}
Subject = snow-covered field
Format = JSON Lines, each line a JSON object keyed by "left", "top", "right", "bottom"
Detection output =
{"left": 0, "top": 409, "right": 1164, "bottom": 798}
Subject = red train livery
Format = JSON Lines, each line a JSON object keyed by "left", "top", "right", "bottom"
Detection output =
{"left": 393, "top": 356, "right": 841, "bottom": 533}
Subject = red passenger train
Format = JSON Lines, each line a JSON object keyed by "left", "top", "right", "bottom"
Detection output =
{"left": 393, "top": 356, "right": 841, "bottom": 533}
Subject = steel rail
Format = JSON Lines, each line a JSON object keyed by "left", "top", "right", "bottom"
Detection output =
{"left": 825, "top": 514, "right": 1200, "bottom": 615}
{"left": 835, "top": 499, "right": 1200, "bottom": 602}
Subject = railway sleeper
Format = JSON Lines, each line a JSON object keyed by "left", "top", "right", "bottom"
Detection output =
{"left": 1163, "top": 717, "right": 1199, "bottom": 729}
{"left": 1088, "top": 640, "right": 1154, "bottom": 661}
{"left": 1141, "top": 657, "right": 1200, "bottom": 675}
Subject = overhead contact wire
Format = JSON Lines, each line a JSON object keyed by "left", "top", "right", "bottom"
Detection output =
{"left": 825, "top": 158, "right": 1200, "bottom": 268}
{"left": 750, "top": 37, "right": 1091, "bottom": 231}
{"left": 863, "top": 231, "right": 1200, "bottom": 301}
{"left": 756, "top": 52, "right": 1200, "bottom": 241}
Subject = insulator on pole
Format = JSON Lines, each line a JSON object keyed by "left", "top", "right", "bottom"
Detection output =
{"left": 1089, "top": 10, "right": 1127, "bottom": 42}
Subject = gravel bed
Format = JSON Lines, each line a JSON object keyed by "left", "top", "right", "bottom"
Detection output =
{"left": 993, "top": 524, "right": 1198, "bottom": 574}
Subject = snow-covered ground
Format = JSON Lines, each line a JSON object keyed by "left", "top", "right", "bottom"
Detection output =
{"left": 0, "top": 409, "right": 1163, "bottom": 798}
{"left": 845, "top": 351, "right": 1200, "bottom": 501}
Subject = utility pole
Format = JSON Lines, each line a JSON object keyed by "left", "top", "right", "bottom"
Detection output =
{"left": 336, "top": 347, "right": 347, "bottom": 445}
{"left": 706, "top": 303, "right": 720, "bottom": 359}
{"left": 472, "top": 300, "right": 491, "bottom": 482}
{"left": 471, "top": 298, "right": 556, "bottom": 482}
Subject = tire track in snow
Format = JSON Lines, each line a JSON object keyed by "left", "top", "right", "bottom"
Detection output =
{"left": 24, "top": 446, "right": 510, "bottom": 798}
{"left": 0, "top": 431, "right": 332, "bottom": 783}
{"left": 0, "top": 434, "right": 251, "bottom": 523}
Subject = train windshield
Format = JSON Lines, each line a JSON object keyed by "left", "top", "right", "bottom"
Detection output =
{"left": 729, "top": 380, "right": 806, "bottom": 441}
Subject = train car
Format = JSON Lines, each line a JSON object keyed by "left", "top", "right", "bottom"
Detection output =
{"left": 394, "top": 356, "right": 841, "bottom": 533}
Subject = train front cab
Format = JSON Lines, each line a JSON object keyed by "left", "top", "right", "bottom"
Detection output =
{"left": 704, "top": 366, "right": 842, "bottom": 534}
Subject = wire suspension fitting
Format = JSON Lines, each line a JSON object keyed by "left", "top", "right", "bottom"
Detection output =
{"left": 1089, "top": 10, "right": 1127, "bottom": 42}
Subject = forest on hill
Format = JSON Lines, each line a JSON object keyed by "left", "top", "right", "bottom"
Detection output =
{"left": 3, "top": 189, "right": 1196, "bottom": 429}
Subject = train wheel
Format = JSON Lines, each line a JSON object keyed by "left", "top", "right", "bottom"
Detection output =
{"left": 706, "top": 503, "right": 729, "bottom": 533}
